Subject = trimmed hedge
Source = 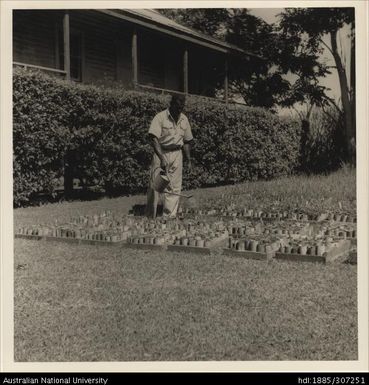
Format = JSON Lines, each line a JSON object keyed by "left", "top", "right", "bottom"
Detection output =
{"left": 13, "top": 68, "right": 301, "bottom": 206}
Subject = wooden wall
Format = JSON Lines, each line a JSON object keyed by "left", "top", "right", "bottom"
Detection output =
{"left": 13, "top": 10, "right": 226, "bottom": 94}
{"left": 163, "top": 40, "right": 183, "bottom": 91}
{"left": 138, "top": 31, "right": 182, "bottom": 90}
{"left": 13, "top": 10, "right": 60, "bottom": 68}
{"left": 13, "top": 10, "right": 132, "bottom": 85}
{"left": 188, "top": 45, "right": 225, "bottom": 96}
{"left": 70, "top": 11, "right": 131, "bottom": 85}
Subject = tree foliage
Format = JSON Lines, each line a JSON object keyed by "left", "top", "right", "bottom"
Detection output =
{"left": 159, "top": 8, "right": 229, "bottom": 38}
{"left": 158, "top": 8, "right": 356, "bottom": 161}
{"left": 158, "top": 8, "right": 285, "bottom": 108}
{"left": 157, "top": 8, "right": 330, "bottom": 109}
{"left": 279, "top": 8, "right": 355, "bottom": 161}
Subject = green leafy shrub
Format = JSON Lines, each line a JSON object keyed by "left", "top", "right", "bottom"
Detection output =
{"left": 300, "top": 108, "right": 346, "bottom": 173}
{"left": 13, "top": 69, "right": 70, "bottom": 206}
{"left": 185, "top": 101, "right": 301, "bottom": 186}
{"left": 13, "top": 68, "right": 301, "bottom": 206}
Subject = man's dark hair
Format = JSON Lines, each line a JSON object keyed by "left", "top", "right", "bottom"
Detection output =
{"left": 170, "top": 93, "right": 186, "bottom": 106}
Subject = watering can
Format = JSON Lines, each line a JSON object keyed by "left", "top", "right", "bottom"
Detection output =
{"left": 152, "top": 169, "right": 193, "bottom": 199}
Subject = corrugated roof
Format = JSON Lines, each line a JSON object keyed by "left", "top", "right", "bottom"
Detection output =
{"left": 98, "top": 9, "right": 263, "bottom": 59}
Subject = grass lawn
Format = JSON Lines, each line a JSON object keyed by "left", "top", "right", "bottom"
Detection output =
{"left": 14, "top": 168, "right": 357, "bottom": 361}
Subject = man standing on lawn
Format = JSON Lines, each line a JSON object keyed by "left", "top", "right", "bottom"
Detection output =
{"left": 146, "top": 94, "right": 193, "bottom": 218}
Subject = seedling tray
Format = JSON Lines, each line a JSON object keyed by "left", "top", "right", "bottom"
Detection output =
{"left": 275, "top": 239, "right": 352, "bottom": 264}
{"left": 15, "top": 234, "right": 44, "bottom": 241}
{"left": 15, "top": 233, "right": 127, "bottom": 247}
{"left": 46, "top": 236, "right": 127, "bottom": 246}
{"left": 323, "top": 217, "right": 356, "bottom": 224}
{"left": 333, "top": 236, "right": 357, "bottom": 246}
{"left": 77, "top": 238, "right": 126, "bottom": 246}
{"left": 124, "top": 243, "right": 167, "bottom": 251}
{"left": 167, "top": 245, "right": 211, "bottom": 255}
{"left": 45, "top": 236, "right": 81, "bottom": 244}
{"left": 274, "top": 252, "right": 326, "bottom": 264}
{"left": 222, "top": 248, "right": 275, "bottom": 261}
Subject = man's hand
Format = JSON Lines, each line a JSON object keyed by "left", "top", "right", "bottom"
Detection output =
{"left": 150, "top": 135, "right": 168, "bottom": 173}
{"left": 160, "top": 157, "right": 169, "bottom": 173}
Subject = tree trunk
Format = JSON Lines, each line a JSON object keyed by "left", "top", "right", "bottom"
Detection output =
{"left": 330, "top": 29, "right": 355, "bottom": 162}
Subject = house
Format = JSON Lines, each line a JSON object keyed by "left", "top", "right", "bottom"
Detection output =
{"left": 13, "top": 9, "right": 260, "bottom": 101}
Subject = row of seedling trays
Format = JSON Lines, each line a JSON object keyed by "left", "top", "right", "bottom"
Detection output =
{"left": 13, "top": 219, "right": 313, "bottom": 243}
{"left": 324, "top": 213, "right": 357, "bottom": 223}
{"left": 127, "top": 234, "right": 170, "bottom": 247}
{"left": 15, "top": 210, "right": 355, "bottom": 262}
{"left": 69, "top": 212, "right": 207, "bottom": 231}
{"left": 172, "top": 237, "right": 213, "bottom": 248}
{"left": 125, "top": 229, "right": 229, "bottom": 253}
{"left": 128, "top": 220, "right": 227, "bottom": 237}
{"left": 136, "top": 199, "right": 357, "bottom": 224}
{"left": 274, "top": 238, "right": 352, "bottom": 263}
{"left": 223, "top": 233, "right": 353, "bottom": 263}
{"left": 179, "top": 208, "right": 218, "bottom": 216}
{"left": 228, "top": 237, "right": 281, "bottom": 253}
{"left": 14, "top": 211, "right": 350, "bottom": 241}
{"left": 223, "top": 236, "right": 281, "bottom": 260}
{"left": 181, "top": 204, "right": 356, "bottom": 224}
{"left": 168, "top": 230, "right": 229, "bottom": 254}
{"left": 180, "top": 207, "right": 329, "bottom": 222}
{"left": 227, "top": 223, "right": 263, "bottom": 236}
{"left": 69, "top": 215, "right": 113, "bottom": 227}
{"left": 322, "top": 228, "right": 356, "bottom": 238}
{"left": 227, "top": 221, "right": 312, "bottom": 237}
{"left": 278, "top": 241, "right": 330, "bottom": 256}
{"left": 16, "top": 224, "right": 352, "bottom": 263}
{"left": 16, "top": 225, "right": 132, "bottom": 243}
{"left": 262, "top": 225, "right": 312, "bottom": 237}
{"left": 15, "top": 216, "right": 227, "bottom": 242}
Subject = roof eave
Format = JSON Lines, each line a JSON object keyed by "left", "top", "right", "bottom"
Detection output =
{"left": 97, "top": 9, "right": 264, "bottom": 60}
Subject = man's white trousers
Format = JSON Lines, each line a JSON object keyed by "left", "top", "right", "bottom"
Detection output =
{"left": 146, "top": 150, "right": 183, "bottom": 218}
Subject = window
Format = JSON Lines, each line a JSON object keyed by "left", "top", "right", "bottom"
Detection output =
{"left": 70, "top": 31, "right": 82, "bottom": 81}
{"left": 58, "top": 29, "right": 83, "bottom": 81}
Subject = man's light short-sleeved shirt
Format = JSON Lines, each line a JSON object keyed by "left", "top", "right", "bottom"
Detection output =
{"left": 148, "top": 109, "right": 193, "bottom": 149}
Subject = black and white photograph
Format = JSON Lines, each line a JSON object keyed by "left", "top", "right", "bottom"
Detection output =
{"left": 1, "top": 0, "right": 368, "bottom": 374}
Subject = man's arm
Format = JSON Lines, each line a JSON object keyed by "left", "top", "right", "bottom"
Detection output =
{"left": 182, "top": 116, "right": 193, "bottom": 171}
{"left": 183, "top": 141, "right": 192, "bottom": 171}
{"left": 150, "top": 134, "right": 168, "bottom": 172}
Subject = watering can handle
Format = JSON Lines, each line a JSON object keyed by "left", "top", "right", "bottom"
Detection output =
{"left": 151, "top": 166, "right": 192, "bottom": 199}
